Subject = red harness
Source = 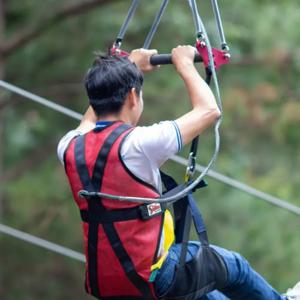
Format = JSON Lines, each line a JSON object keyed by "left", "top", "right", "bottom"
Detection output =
{"left": 64, "top": 122, "right": 164, "bottom": 299}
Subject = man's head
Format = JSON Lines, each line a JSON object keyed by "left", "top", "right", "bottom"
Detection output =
{"left": 84, "top": 53, "right": 144, "bottom": 123}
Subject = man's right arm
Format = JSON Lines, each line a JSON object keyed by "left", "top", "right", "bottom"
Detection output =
{"left": 172, "top": 45, "right": 221, "bottom": 146}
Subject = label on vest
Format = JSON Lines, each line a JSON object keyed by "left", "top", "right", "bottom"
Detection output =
{"left": 147, "top": 203, "right": 162, "bottom": 216}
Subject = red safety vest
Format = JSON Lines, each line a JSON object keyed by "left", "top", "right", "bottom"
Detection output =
{"left": 64, "top": 121, "right": 164, "bottom": 299}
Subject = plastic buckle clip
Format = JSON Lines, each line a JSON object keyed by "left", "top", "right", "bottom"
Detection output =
{"left": 139, "top": 203, "right": 164, "bottom": 220}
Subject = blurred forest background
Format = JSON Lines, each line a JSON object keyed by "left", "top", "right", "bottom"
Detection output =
{"left": 0, "top": 0, "right": 299, "bottom": 299}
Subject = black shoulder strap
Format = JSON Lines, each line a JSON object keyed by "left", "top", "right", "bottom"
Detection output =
{"left": 91, "top": 124, "right": 131, "bottom": 191}
{"left": 160, "top": 171, "right": 209, "bottom": 267}
{"left": 74, "top": 124, "right": 153, "bottom": 299}
{"left": 75, "top": 124, "right": 131, "bottom": 192}
{"left": 75, "top": 134, "right": 93, "bottom": 191}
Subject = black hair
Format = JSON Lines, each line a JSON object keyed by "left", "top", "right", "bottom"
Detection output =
{"left": 84, "top": 53, "right": 144, "bottom": 116}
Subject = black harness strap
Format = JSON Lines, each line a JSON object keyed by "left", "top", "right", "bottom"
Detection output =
{"left": 75, "top": 134, "right": 100, "bottom": 298}
{"left": 91, "top": 124, "right": 131, "bottom": 191}
{"left": 100, "top": 208, "right": 153, "bottom": 299}
{"left": 75, "top": 134, "right": 94, "bottom": 192}
{"left": 80, "top": 201, "right": 165, "bottom": 223}
{"left": 160, "top": 170, "right": 209, "bottom": 268}
{"left": 74, "top": 124, "right": 153, "bottom": 299}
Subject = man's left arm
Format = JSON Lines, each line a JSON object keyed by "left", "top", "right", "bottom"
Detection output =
{"left": 76, "top": 105, "right": 97, "bottom": 133}
{"left": 57, "top": 106, "right": 97, "bottom": 164}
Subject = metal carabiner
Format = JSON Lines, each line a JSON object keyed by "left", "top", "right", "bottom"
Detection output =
{"left": 185, "top": 152, "right": 197, "bottom": 182}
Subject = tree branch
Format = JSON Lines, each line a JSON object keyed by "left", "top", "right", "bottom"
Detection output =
{"left": 0, "top": 0, "right": 120, "bottom": 56}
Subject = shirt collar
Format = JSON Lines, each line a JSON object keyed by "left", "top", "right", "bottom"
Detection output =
{"left": 95, "top": 121, "right": 114, "bottom": 128}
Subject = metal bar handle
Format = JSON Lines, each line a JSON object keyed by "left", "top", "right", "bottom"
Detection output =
{"left": 150, "top": 53, "right": 202, "bottom": 65}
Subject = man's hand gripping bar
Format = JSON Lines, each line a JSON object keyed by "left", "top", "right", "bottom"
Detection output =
{"left": 150, "top": 53, "right": 202, "bottom": 65}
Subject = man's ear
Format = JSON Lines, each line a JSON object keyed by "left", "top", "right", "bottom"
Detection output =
{"left": 127, "top": 88, "right": 139, "bottom": 108}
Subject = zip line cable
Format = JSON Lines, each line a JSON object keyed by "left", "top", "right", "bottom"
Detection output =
{"left": 171, "top": 155, "right": 300, "bottom": 216}
{"left": 0, "top": 79, "right": 299, "bottom": 215}
{"left": 0, "top": 223, "right": 85, "bottom": 262}
{"left": 0, "top": 80, "right": 82, "bottom": 120}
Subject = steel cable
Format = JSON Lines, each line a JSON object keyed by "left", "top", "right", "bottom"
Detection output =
{"left": 143, "top": 0, "right": 169, "bottom": 49}
{"left": 115, "top": 0, "right": 140, "bottom": 46}
{"left": 0, "top": 223, "right": 85, "bottom": 262}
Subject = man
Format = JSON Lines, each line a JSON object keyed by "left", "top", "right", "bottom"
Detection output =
{"left": 57, "top": 46, "right": 299, "bottom": 299}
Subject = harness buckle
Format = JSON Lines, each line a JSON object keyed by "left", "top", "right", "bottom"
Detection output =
{"left": 139, "top": 203, "right": 164, "bottom": 220}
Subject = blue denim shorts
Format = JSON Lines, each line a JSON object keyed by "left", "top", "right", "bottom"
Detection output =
{"left": 154, "top": 242, "right": 200, "bottom": 296}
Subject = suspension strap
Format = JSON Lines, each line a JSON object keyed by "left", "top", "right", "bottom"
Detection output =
{"left": 189, "top": 0, "right": 230, "bottom": 70}
{"left": 178, "top": 193, "right": 209, "bottom": 267}
{"left": 114, "top": 0, "right": 140, "bottom": 48}
{"left": 188, "top": 0, "right": 205, "bottom": 39}
{"left": 111, "top": 0, "right": 140, "bottom": 56}
{"left": 160, "top": 171, "right": 208, "bottom": 268}
{"left": 185, "top": 68, "right": 212, "bottom": 182}
{"left": 210, "top": 0, "right": 229, "bottom": 51}
{"left": 143, "top": 0, "right": 169, "bottom": 49}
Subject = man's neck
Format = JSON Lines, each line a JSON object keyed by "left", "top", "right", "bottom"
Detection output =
{"left": 96, "top": 113, "right": 133, "bottom": 125}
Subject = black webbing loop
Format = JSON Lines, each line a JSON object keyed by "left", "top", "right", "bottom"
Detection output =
{"left": 178, "top": 200, "right": 192, "bottom": 267}
{"left": 115, "top": 0, "right": 140, "bottom": 47}
{"left": 186, "top": 67, "right": 212, "bottom": 181}
{"left": 143, "top": 0, "right": 169, "bottom": 49}
{"left": 205, "top": 67, "right": 213, "bottom": 84}
{"left": 187, "top": 193, "right": 209, "bottom": 245}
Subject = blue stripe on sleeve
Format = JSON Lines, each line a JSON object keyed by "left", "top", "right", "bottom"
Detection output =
{"left": 172, "top": 121, "right": 183, "bottom": 151}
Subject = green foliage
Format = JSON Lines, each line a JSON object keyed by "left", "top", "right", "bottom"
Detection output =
{"left": 1, "top": 0, "right": 300, "bottom": 299}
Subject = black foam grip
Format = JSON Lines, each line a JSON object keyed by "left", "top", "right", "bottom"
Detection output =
{"left": 150, "top": 53, "right": 202, "bottom": 65}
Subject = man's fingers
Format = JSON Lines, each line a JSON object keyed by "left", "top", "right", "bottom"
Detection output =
{"left": 148, "top": 49, "right": 158, "bottom": 55}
